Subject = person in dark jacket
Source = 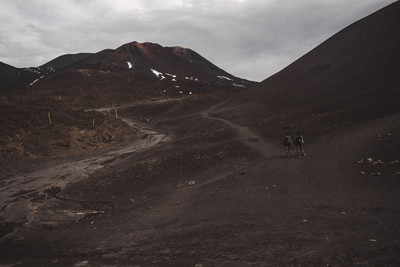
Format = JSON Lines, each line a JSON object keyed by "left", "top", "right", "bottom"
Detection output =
{"left": 283, "top": 133, "right": 292, "bottom": 157}
{"left": 294, "top": 132, "right": 306, "bottom": 158}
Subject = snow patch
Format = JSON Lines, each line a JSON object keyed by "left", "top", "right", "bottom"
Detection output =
{"left": 185, "top": 76, "right": 199, "bottom": 81}
{"left": 165, "top": 73, "right": 177, "bottom": 78}
{"left": 29, "top": 75, "right": 46, "bottom": 86}
{"left": 151, "top": 69, "right": 166, "bottom": 80}
{"left": 232, "top": 83, "right": 246, "bottom": 88}
{"left": 218, "top": 76, "right": 234, "bottom": 81}
{"left": 29, "top": 79, "right": 40, "bottom": 86}
{"left": 127, "top": 61, "right": 133, "bottom": 69}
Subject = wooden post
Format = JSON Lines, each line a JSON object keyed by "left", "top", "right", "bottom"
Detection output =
{"left": 48, "top": 112, "right": 52, "bottom": 124}
{"left": 115, "top": 109, "right": 118, "bottom": 118}
{"left": 92, "top": 118, "right": 95, "bottom": 127}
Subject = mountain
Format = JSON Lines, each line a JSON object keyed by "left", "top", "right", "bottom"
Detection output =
{"left": 40, "top": 53, "right": 93, "bottom": 70}
{"left": 166, "top": 46, "right": 237, "bottom": 80}
{"left": 0, "top": 41, "right": 255, "bottom": 160}
{"left": 250, "top": 1, "right": 399, "bottom": 109}
{"left": 0, "top": 62, "right": 40, "bottom": 91}
{"left": 0, "top": 62, "right": 18, "bottom": 90}
{"left": 25, "top": 42, "right": 254, "bottom": 108}
{"left": 221, "top": 1, "right": 400, "bottom": 140}
{"left": 66, "top": 41, "right": 251, "bottom": 85}
{"left": 2, "top": 42, "right": 251, "bottom": 93}
{"left": 0, "top": 54, "right": 93, "bottom": 91}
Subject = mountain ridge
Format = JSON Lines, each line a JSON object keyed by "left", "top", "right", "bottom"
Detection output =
{"left": 0, "top": 41, "right": 254, "bottom": 92}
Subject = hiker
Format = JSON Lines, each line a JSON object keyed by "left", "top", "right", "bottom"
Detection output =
{"left": 294, "top": 132, "right": 306, "bottom": 158}
{"left": 283, "top": 133, "right": 292, "bottom": 157}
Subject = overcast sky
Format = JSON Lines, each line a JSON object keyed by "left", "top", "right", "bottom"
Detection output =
{"left": 0, "top": 0, "right": 396, "bottom": 81}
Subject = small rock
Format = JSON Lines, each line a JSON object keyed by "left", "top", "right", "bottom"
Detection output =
{"left": 186, "top": 180, "right": 196, "bottom": 186}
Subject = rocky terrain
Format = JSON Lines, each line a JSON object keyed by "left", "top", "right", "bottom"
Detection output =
{"left": 0, "top": 2, "right": 399, "bottom": 266}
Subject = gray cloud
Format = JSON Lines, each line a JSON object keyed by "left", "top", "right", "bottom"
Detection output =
{"left": 0, "top": 0, "right": 396, "bottom": 81}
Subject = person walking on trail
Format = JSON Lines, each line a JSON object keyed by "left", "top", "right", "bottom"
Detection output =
{"left": 294, "top": 132, "right": 306, "bottom": 158}
{"left": 283, "top": 133, "right": 292, "bottom": 157}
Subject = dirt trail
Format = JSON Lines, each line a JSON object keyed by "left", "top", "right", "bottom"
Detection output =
{"left": 82, "top": 101, "right": 284, "bottom": 260}
{"left": 202, "top": 100, "right": 281, "bottom": 159}
{"left": 0, "top": 116, "right": 169, "bottom": 231}
{"left": 2, "top": 99, "right": 399, "bottom": 266}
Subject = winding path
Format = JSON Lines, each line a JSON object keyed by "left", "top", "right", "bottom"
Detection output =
{"left": 1, "top": 99, "right": 278, "bottom": 235}
{"left": 202, "top": 100, "right": 281, "bottom": 159}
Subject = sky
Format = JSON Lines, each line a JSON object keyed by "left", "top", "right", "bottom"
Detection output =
{"left": 0, "top": 0, "right": 397, "bottom": 81}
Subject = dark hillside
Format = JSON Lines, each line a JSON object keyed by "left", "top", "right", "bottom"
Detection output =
{"left": 0, "top": 62, "right": 41, "bottom": 91}
{"left": 167, "top": 46, "right": 244, "bottom": 82}
{"left": 220, "top": 1, "right": 400, "bottom": 140}
{"left": 26, "top": 42, "right": 253, "bottom": 108}
{"left": 0, "top": 62, "right": 18, "bottom": 91}
{"left": 68, "top": 42, "right": 252, "bottom": 86}
{"left": 251, "top": 1, "right": 399, "bottom": 109}
{"left": 41, "top": 53, "right": 93, "bottom": 70}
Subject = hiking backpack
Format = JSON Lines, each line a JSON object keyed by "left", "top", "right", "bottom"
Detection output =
{"left": 294, "top": 136, "right": 304, "bottom": 145}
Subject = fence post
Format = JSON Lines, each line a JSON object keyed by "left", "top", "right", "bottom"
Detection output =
{"left": 48, "top": 112, "right": 52, "bottom": 124}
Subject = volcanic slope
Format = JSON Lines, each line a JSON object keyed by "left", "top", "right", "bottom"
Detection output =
{"left": 221, "top": 1, "right": 400, "bottom": 141}
{"left": 0, "top": 53, "right": 94, "bottom": 91}
{"left": 0, "top": 62, "right": 49, "bottom": 91}
{"left": 41, "top": 53, "right": 93, "bottom": 71}
{"left": 27, "top": 41, "right": 253, "bottom": 109}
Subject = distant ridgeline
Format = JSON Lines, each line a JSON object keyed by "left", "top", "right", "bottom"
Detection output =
{"left": 0, "top": 42, "right": 255, "bottom": 94}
